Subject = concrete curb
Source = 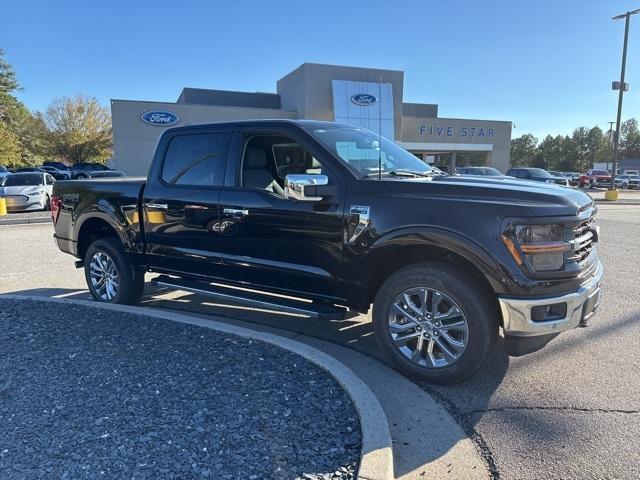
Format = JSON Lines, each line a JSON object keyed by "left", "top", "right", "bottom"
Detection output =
{"left": 0, "top": 294, "right": 394, "bottom": 480}
{"left": 593, "top": 199, "right": 640, "bottom": 205}
{"left": 0, "top": 216, "right": 52, "bottom": 225}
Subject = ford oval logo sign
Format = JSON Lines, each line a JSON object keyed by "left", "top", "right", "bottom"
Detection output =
{"left": 350, "top": 93, "right": 377, "bottom": 106}
{"left": 141, "top": 110, "right": 180, "bottom": 126}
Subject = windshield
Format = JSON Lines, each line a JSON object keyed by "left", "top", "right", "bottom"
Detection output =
{"left": 310, "top": 126, "right": 433, "bottom": 177}
{"left": 526, "top": 168, "right": 553, "bottom": 178}
{"left": 2, "top": 173, "right": 44, "bottom": 186}
{"left": 592, "top": 170, "right": 609, "bottom": 175}
{"left": 463, "top": 167, "right": 502, "bottom": 176}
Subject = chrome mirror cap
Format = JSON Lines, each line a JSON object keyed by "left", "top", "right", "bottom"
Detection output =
{"left": 284, "top": 174, "right": 328, "bottom": 202}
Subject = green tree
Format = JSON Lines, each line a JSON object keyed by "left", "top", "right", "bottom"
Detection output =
{"left": 0, "top": 120, "right": 21, "bottom": 166}
{"left": 0, "top": 48, "right": 19, "bottom": 95}
{"left": 586, "top": 126, "right": 610, "bottom": 168}
{"left": 570, "top": 127, "right": 591, "bottom": 173}
{"left": 538, "top": 135, "right": 566, "bottom": 170}
{"left": 510, "top": 133, "right": 538, "bottom": 167}
{"left": 37, "top": 94, "right": 112, "bottom": 164}
{"left": 0, "top": 49, "right": 44, "bottom": 166}
{"left": 620, "top": 118, "right": 640, "bottom": 159}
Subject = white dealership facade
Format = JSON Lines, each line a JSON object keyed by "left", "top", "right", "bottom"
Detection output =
{"left": 111, "top": 63, "right": 512, "bottom": 176}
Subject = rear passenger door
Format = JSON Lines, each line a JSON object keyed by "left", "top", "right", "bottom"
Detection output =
{"left": 142, "top": 128, "right": 231, "bottom": 277}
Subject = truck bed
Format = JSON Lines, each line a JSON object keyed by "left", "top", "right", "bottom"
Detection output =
{"left": 52, "top": 178, "right": 147, "bottom": 257}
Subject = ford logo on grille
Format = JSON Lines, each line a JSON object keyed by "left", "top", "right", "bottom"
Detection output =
{"left": 350, "top": 93, "right": 377, "bottom": 106}
{"left": 141, "top": 110, "right": 180, "bottom": 126}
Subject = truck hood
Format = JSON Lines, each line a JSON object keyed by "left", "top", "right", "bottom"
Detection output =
{"left": 383, "top": 175, "right": 593, "bottom": 217}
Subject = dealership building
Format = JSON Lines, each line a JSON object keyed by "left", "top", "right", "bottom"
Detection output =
{"left": 111, "top": 63, "right": 512, "bottom": 176}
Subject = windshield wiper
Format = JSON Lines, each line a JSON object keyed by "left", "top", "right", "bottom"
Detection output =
{"left": 363, "top": 170, "right": 433, "bottom": 179}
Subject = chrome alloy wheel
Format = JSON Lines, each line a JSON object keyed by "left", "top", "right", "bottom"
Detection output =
{"left": 387, "top": 287, "right": 469, "bottom": 368}
{"left": 89, "top": 252, "right": 119, "bottom": 301}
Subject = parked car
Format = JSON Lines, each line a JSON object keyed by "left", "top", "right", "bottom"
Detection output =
{"left": 43, "top": 161, "right": 70, "bottom": 171}
{"left": 458, "top": 166, "right": 504, "bottom": 177}
{"left": 40, "top": 165, "right": 72, "bottom": 180}
{"left": 579, "top": 169, "right": 612, "bottom": 188}
{"left": 0, "top": 172, "right": 55, "bottom": 211}
{"left": 13, "top": 166, "right": 46, "bottom": 173}
{"left": 505, "top": 167, "right": 569, "bottom": 186}
{"left": 51, "top": 120, "right": 602, "bottom": 384}
{"left": 614, "top": 174, "right": 640, "bottom": 189}
{"left": 563, "top": 172, "right": 581, "bottom": 186}
{"left": 71, "top": 162, "right": 112, "bottom": 179}
{"left": 86, "top": 170, "right": 126, "bottom": 179}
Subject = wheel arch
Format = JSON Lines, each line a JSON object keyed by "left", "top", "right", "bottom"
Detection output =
{"left": 361, "top": 227, "right": 506, "bottom": 312}
{"left": 75, "top": 211, "right": 130, "bottom": 260}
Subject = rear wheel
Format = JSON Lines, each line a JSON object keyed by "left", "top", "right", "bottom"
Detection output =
{"left": 373, "top": 262, "right": 498, "bottom": 384}
{"left": 84, "top": 238, "right": 144, "bottom": 305}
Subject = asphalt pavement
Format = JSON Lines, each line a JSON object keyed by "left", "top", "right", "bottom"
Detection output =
{"left": 1, "top": 204, "right": 639, "bottom": 479}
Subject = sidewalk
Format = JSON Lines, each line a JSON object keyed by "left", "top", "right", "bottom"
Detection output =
{"left": 587, "top": 188, "right": 640, "bottom": 204}
{"left": 0, "top": 211, "right": 51, "bottom": 225}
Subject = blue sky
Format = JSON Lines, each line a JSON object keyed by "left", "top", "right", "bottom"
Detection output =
{"left": 1, "top": 0, "right": 639, "bottom": 139}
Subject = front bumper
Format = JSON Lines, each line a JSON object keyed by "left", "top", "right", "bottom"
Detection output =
{"left": 3, "top": 194, "right": 45, "bottom": 211}
{"left": 499, "top": 259, "right": 603, "bottom": 338}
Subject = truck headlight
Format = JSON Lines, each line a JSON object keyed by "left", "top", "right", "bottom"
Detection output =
{"left": 502, "top": 224, "right": 570, "bottom": 271}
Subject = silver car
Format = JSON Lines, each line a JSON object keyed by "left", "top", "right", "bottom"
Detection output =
{"left": 0, "top": 172, "right": 55, "bottom": 211}
{"left": 614, "top": 174, "right": 640, "bottom": 190}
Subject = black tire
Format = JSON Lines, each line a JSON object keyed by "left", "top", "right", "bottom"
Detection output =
{"left": 44, "top": 196, "right": 51, "bottom": 211}
{"left": 372, "top": 262, "right": 498, "bottom": 385}
{"left": 84, "top": 237, "right": 145, "bottom": 305}
{"left": 589, "top": 180, "right": 595, "bottom": 188}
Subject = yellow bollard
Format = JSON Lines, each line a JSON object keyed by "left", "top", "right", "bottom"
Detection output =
{"left": 604, "top": 189, "right": 619, "bottom": 201}
{"left": 0, "top": 197, "right": 7, "bottom": 216}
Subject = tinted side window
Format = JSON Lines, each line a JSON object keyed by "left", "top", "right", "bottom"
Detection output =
{"left": 162, "top": 133, "right": 227, "bottom": 186}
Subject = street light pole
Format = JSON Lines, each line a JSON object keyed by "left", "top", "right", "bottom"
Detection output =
{"left": 610, "top": 8, "right": 640, "bottom": 192}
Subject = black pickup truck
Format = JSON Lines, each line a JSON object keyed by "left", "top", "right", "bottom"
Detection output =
{"left": 51, "top": 120, "right": 603, "bottom": 384}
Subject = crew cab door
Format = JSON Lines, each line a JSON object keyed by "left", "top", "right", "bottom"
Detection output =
{"left": 142, "top": 127, "right": 231, "bottom": 277}
{"left": 216, "top": 126, "right": 347, "bottom": 301}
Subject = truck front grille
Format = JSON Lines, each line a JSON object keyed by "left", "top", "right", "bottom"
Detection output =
{"left": 568, "top": 216, "right": 596, "bottom": 265}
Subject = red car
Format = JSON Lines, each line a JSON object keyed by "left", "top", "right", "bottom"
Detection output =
{"left": 579, "top": 169, "right": 612, "bottom": 188}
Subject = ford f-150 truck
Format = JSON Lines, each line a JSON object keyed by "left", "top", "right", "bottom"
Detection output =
{"left": 51, "top": 120, "right": 603, "bottom": 384}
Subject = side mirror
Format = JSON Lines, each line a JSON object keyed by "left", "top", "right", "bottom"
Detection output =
{"left": 285, "top": 174, "right": 333, "bottom": 202}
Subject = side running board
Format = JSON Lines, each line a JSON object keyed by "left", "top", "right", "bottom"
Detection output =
{"left": 150, "top": 275, "right": 348, "bottom": 320}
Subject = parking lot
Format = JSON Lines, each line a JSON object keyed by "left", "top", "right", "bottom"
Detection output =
{"left": 1, "top": 203, "right": 639, "bottom": 480}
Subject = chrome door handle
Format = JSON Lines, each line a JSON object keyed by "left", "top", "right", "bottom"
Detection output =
{"left": 223, "top": 208, "right": 249, "bottom": 217}
{"left": 146, "top": 203, "right": 168, "bottom": 210}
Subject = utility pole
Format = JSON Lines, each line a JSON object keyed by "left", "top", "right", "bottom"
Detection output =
{"left": 607, "top": 121, "right": 615, "bottom": 171}
{"left": 609, "top": 8, "right": 640, "bottom": 197}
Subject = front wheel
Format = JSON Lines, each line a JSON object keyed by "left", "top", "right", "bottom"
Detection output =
{"left": 84, "top": 238, "right": 145, "bottom": 305}
{"left": 372, "top": 262, "right": 498, "bottom": 384}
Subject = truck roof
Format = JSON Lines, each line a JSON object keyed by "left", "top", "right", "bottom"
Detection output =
{"left": 161, "top": 119, "right": 357, "bottom": 135}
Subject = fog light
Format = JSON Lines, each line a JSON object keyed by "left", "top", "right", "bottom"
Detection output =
{"left": 531, "top": 303, "right": 567, "bottom": 322}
